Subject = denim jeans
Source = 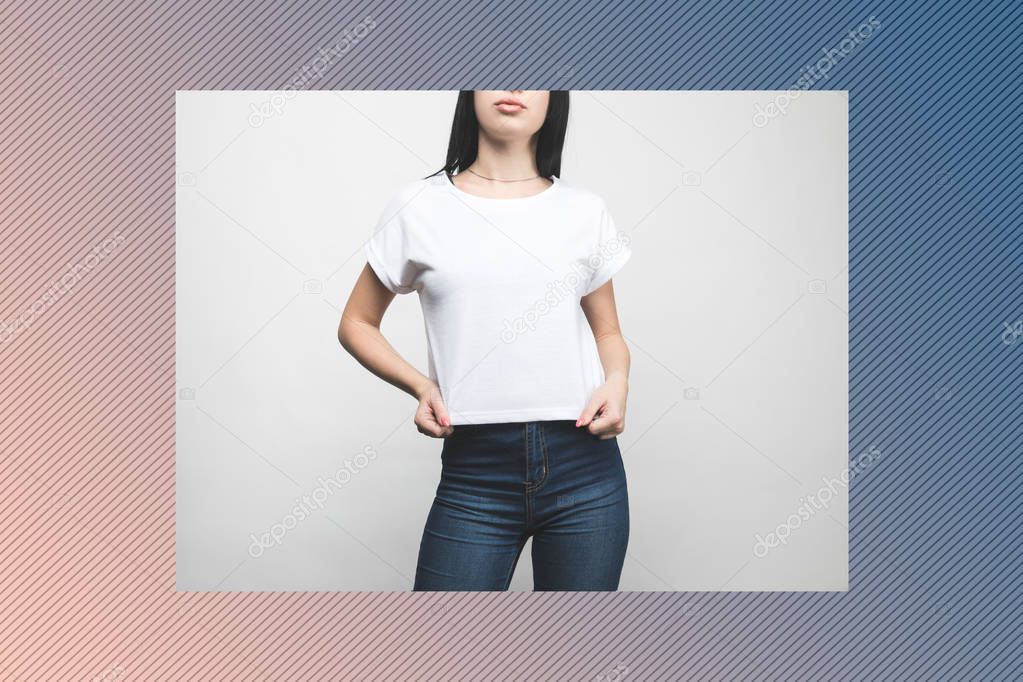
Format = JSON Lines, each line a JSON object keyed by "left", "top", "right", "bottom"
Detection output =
{"left": 413, "top": 420, "right": 629, "bottom": 591}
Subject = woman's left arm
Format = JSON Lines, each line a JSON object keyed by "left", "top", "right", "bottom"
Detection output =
{"left": 577, "top": 280, "right": 631, "bottom": 438}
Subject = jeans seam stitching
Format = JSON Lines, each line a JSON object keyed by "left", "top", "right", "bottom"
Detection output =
{"left": 523, "top": 424, "right": 535, "bottom": 527}
{"left": 522, "top": 423, "right": 532, "bottom": 488}
{"left": 531, "top": 424, "right": 550, "bottom": 492}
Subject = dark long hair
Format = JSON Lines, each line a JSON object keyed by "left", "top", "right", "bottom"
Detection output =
{"left": 438, "top": 91, "right": 570, "bottom": 179}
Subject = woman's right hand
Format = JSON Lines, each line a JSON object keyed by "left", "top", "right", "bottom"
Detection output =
{"left": 415, "top": 382, "right": 454, "bottom": 438}
{"left": 339, "top": 265, "right": 454, "bottom": 439}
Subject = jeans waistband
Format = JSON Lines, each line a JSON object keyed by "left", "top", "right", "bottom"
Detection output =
{"left": 453, "top": 419, "right": 576, "bottom": 433}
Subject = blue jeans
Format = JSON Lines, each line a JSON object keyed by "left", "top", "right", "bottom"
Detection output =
{"left": 413, "top": 420, "right": 629, "bottom": 591}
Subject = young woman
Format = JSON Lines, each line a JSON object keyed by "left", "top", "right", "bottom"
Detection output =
{"left": 338, "top": 90, "right": 632, "bottom": 591}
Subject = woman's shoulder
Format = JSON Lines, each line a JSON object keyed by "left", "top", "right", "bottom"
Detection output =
{"left": 374, "top": 173, "right": 448, "bottom": 223}
{"left": 552, "top": 178, "right": 609, "bottom": 211}
{"left": 384, "top": 173, "right": 448, "bottom": 205}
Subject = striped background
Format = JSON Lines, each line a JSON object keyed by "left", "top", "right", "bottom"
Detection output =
{"left": 2, "top": 0, "right": 1020, "bottom": 679}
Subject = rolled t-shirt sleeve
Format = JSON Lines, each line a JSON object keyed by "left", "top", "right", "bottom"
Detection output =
{"left": 582, "top": 203, "right": 632, "bottom": 296}
{"left": 363, "top": 197, "right": 420, "bottom": 294}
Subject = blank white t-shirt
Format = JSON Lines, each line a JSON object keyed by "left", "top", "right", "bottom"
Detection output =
{"left": 364, "top": 173, "right": 630, "bottom": 425}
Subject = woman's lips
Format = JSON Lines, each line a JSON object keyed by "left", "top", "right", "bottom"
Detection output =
{"left": 494, "top": 99, "right": 525, "bottom": 113}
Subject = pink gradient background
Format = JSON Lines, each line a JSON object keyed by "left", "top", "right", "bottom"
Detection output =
{"left": 0, "top": 3, "right": 708, "bottom": 678}
{"left": 6, "top": 0, "right": 1019, "bottom": 678}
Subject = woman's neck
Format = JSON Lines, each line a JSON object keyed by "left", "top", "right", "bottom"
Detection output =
{"left": 469, "top": 134, "right": 539, "bottom": 180}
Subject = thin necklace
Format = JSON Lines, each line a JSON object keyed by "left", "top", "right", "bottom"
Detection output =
{"left": 466, "top": 167, "right": 541, "bottom": 183}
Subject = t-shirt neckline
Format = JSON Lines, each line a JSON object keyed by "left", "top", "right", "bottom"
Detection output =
{"left": 443, "top": 172, "right": 560, "bottom": 204}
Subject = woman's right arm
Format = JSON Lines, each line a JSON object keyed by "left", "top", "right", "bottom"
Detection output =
{"left": 338, "top": 264, "right": 453, "bottom": 437}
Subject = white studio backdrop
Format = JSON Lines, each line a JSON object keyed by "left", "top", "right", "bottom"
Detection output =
{"left": 176, "top": 91, "right": 849, "bottom": 591}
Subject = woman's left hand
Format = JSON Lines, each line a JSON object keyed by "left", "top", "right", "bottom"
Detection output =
{"left": 576, "top": 375, "right": 628, "bottom": 439}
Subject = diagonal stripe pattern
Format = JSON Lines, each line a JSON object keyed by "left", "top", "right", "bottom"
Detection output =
{"left": 1, "top": 0, "right": 1020, "bottom": 678}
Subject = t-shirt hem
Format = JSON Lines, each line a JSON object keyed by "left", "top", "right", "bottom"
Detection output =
{"left": 448, "top": 406, "right": 582, "bottom": 426}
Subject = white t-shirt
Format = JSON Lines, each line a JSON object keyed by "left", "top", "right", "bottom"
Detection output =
{"left": 364, "top": 173, "right": 631, "bottom": 425}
